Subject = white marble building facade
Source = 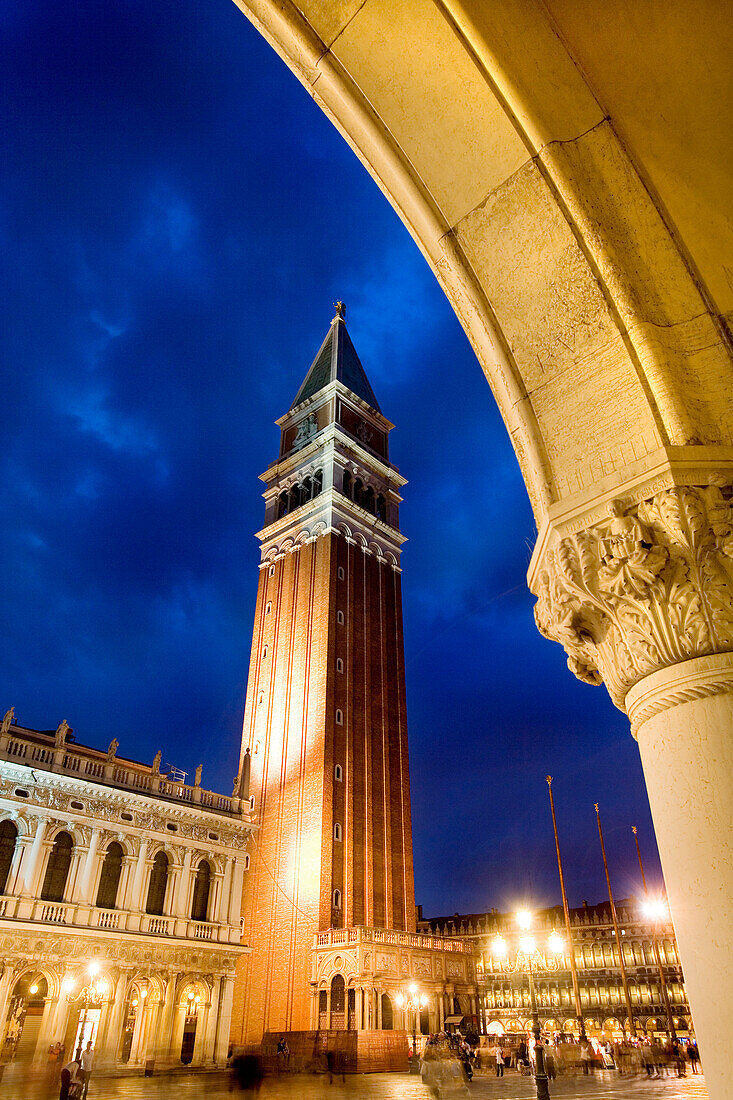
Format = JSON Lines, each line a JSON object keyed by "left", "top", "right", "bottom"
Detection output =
{"left": 0, "top": 715, "right": 255, "bottom": 1070}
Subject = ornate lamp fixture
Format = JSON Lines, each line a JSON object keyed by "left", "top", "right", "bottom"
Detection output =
{"left": 491, "top": 911, "right": 564, "bottom": 1100}
{"left": 64, "top": 962, "right": 111, "bottom": 1059}
{"left": 395, "top": 983, "right": 427, "bottom": 1068}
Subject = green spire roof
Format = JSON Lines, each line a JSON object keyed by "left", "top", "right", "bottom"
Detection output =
{"left": 291, "top": 308, "right": 381, "bottom": 412}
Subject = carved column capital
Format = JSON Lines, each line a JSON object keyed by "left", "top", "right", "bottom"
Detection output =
{"left": 530, "top": 479, "right": 733, "bottom": 713}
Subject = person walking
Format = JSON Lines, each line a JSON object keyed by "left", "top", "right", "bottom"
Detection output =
{"left": 495, "top": 1044, "right": 504, "bottom": 1077}
{"left": 79, "top": 1041, "right": 94, "bottom": 1098}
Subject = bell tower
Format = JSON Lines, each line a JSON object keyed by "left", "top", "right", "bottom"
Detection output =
{"left": 232, "top": 305, "right": 415, "bottom": 1045}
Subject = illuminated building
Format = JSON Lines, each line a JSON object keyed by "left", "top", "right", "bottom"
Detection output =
{"left": 0, "top": 713, "right": 253, "bottom": 1069}
{"left": 231, "top": 308, "right": 478, "bottom": 1066}
{"left": 418, "top": 900, "right": 691, "bottom": 1039}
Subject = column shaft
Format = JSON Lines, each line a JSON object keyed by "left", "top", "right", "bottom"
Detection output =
{"left": 630, "top": 661, "right": 733, "bottom": 1100}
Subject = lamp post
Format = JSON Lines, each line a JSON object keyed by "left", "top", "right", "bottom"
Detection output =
{"left": 492, "top": 911, "right": 564, "bottom": 1100}
{"left": 64, "top": 963, "right": 110, "bottom": 1059}
{"left": 395, "top": 983, "right": 427, "bottom": 1071}
{"left": 632, "top": 825, "right": 677, "bottom": 1042}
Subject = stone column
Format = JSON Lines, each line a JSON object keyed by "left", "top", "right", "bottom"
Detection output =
{"left": 173, "top": 848, "right": 193, "bottom": 918}
{"left": 127, "top": 839, "right": 149, "bottom": 929}
{"left": 530, "top": 476, "right": 733, "bottom": 1100}
{"left": 215, "top": 858, "right": 233, "bottom": 925}
{"left": 325, "top": 985, "right": 331, "bottom": 1030}
{"left": 155, "top": 977, "right": 177, "bottom": 1064}
{"left": 0, "top": 968, "right": 15, "bottom": 1037}
{"left": 356, "top": 987, "right": 364, "bottom": 1030}
{"left": 201, "top": 977, "right": 221, "bottom": 1063}
{"left": 77, "top": 827, "right": 101, "bottom": 904}
{"left": 437, "top": 990, "right": 444, "bottom": 1032}
{"left": 214, "top": 977, "right": 235, "bottom": 1063}
{"left": 96, "top": 971, "right": 128, "bottom": 1066}
{"left": 21, "top": 818, "right": 47, "bottom": 896}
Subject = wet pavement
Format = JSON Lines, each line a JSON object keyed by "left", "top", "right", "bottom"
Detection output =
{"left": 0, "top": 1067, "right": 708, "bottom": 1100}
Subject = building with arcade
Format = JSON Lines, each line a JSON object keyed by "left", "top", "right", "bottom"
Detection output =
{"left": 0, "top": 713, "right": 254, "bottom": 1070}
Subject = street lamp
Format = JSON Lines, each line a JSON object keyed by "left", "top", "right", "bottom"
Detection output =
{"left": 65, "top": 963, "right": 111, "bottom": 1059}
{"left": 633, "top": 825, "right": 678, "bottom": 1042}
{"left": 395, "top": 983, "right": 428, "bottom": 1070}
{"left": 492, "top": 911, "right": 564, "bottom": 1100}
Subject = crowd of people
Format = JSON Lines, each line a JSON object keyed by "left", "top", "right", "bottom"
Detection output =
{"left": 415, "top": 1030, "right": 701, "bottom": 1094}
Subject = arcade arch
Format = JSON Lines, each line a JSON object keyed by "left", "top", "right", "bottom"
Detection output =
{"left": 229, "top": 1, "right": 733, "bottom": 1092}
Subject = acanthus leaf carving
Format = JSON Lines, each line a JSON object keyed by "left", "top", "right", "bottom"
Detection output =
{"left": 533, "top": 485, "right": 733, "bottom": 709}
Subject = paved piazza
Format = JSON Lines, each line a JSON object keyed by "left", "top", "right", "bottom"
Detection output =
{"left": 0, "top": 1069, "right": 708, "bottom": 1100}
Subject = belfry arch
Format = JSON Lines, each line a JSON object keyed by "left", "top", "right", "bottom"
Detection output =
{"left": 230, "top": 0, "right": 732, "bottom": 1093}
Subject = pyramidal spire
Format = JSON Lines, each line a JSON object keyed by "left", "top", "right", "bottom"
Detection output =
{"left": 290, "top": 303, "right": 381, "bottom": 412}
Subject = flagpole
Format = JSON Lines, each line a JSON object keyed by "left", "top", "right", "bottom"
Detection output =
{"left": 595, "top": 803, "right": 636, "bottom": 1039}
{"left": 546, "top": 776, "right": 586, "bottom": 1040}
{"left": 632, "top": 825, "right": 677, "bottom": 1040}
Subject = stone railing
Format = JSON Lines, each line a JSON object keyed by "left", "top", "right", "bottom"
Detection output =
{"left": 314, "top": 926, "right": 473, "bottom": 953}
{"left": 0, "top": 725, "right": 244, "bottom": 818}
{"left": 0, "top": 895, "right": 240, "bottom": 944}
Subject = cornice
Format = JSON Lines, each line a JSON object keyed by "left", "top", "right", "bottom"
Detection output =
{"left": 260, "top": 425, "right": 405, "bottom": 489}
{"left": 0, "top": 762, "right": 256, "bottom": 850}
{"left": 276, "top": 379, "right": 395, "bottom": 433}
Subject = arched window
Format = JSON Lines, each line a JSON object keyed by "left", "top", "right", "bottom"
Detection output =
{"left": 336, "top": 658, "right": 344, "bottom": 673}
{"left": 337, "top": 610, "right": 344, "bottom": 625}
{"left": 337, "top": 566, "right": 345, "bottom": 580}
{"left": 334, "top": 764, "right": 343, "bottom": 782}
{"left": 331, "top": 973, "right": 345, "bottom": 1016}
{"left": 335, "top": 710, "right": 343, "bottom": 725}
{"left": 0, "top": 820, "right": 18, "bottom": 894}
{"left": 277, "top": 492, "right": 288, "bottom": 519}
{"left": 301, "top": 476, "right": 312, "bottom": 501}
{"left": 353, "top": 478, "right": 363, "bottom": 506}
{"left": 40, "top": 831, "right": 73, "bottom": 902}
{"left": 381, "top": 992, "right": 393, "bottom": 1029}
{"left": 269, "top": 565, "right": 275, "bottom": 577}
{"left": 313, "top": 470, "right": 323, "bottom": 497}
{"left": 145, "top": 851, "right": 169, "bottom": 915}
{"left": 191, "top": 860, "right": 211, "bottom": 922}
{"left": 376, "top": 494, "right": 386, "bottom": 520}
{"left": 334, "top": 823, "right": 342, "bottom": 842}
{"left": 362, "top": 486, "right": 374, "bottom": 513}
{"left": 342, "top": 472, "right": 352, "bottom": 499}
{"left": 289, "top": 484, "right": 300, "bottom": 512}
{"left": 333, "top": 888, "right": 342, "bottom": 910}
{"left": 96, "top": 841, "right": 124, "bottom": 910}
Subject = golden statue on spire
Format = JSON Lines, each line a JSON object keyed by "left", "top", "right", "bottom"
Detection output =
{"left": 334, "top": 300, "right": 346, "bottom": 319}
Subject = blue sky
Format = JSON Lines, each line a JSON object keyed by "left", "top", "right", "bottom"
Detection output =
{"left": 1, "top": 0, "right": 663, "bottom": 916}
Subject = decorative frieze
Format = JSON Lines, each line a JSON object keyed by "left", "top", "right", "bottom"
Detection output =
{"left": 532, "top": 483, "right": 733, "bottom": 711}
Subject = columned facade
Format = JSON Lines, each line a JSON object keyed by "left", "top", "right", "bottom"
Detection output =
{"left": 0, "top": 718, "right": 254, "bottom": 1071}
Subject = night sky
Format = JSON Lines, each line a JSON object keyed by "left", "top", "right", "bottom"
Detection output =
{"left": 2, "top": 0, "right": 664, "bottom": 919}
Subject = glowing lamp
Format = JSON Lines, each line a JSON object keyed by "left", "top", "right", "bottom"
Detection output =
{"left": 520, "top": 936, "right": 536, "bottom": 954}
{"left": 29, "top": 984, "right": 39, "bottom": 995}
{"left": 548, "top": 931, "right": 564, "bottom": 954}
{"left": 395, "top": 994, "right": 404, "bottom": 1007}
{"left": 517, "top": 910, "right": 532, "bottom": 931}
{"left": 492, "top": 935, "right": 507, "bottom": 957}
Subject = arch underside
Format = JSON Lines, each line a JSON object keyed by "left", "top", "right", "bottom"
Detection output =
{"left": 231, "top": 0, "right": 733, "bottom": 523}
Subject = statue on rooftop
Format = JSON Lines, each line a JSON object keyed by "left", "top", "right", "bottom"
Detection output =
{"left": 106, "top": 738, "right": 119, "bottom": 762}
{"left": 152, "top": 750, "right": 162, "bottom": 775}
{"left": 55, "top": 719, "right": 70, "bottom": 748}
{"left": 1, "top": 708, "right": 14, "bottom": 736}
{"left": 194, "top": 764, "right": 202, "bottom": 788}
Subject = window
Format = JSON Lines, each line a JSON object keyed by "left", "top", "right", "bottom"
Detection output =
{"left": 336, "top": 710, "right": 343, "bottom": 725}
{"left": 40, "top": 832, "right": 73, "bottom": 902}
{"left": 262, "top": 645, "right": 268, "bottom": 659}
{"left": 336, "top": 658, "right": 344, "bottom": 673}
{"left": 0, "top": 820, "right": 18, "bottom": 894}
{"left": 244, "top": 854, "right": 250, "bottom": 870}
{"left": 145, "top": 851, "right": 169, "bottom": 915}
{"left": 337, "top": 566, "right": 345, "bottom": 580}
{"left": 337, "top": 611, "right": 344, "bottom": 625}
{"left": 269, "top": 565, "right": 275, "bottom": 577}
{"left": 96, "top": 842, "right": 124, "bottom": 910}
{"left": 265, "top": 601, "right": 272, "bottom": 614}
{"left": 334, "top": 823, "right": 342, "bottom": 842}
{"left": 333, "top": 889, "right": 342, "bottom": 910}
{"left": 334, "top": 765, "right": 343, "bottom": 782}
{"left": 191, "top": 860, "right": 211, "bottom": 922}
